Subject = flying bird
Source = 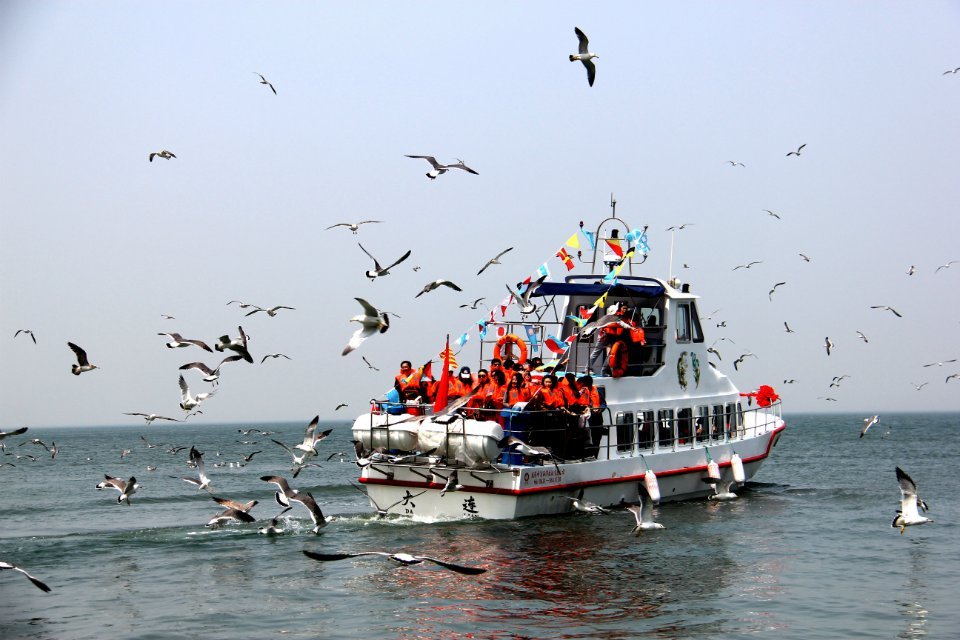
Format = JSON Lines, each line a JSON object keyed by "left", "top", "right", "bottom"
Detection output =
{"left": 148, "top": 150, "right": 176, "bottom": 162}
{"left": 253, "top": 72, "right": 276, "bottom": 94}
{"left": 477, "top": 247, "right": 514, "bottom": 275}
{"left": 415, "top": 279, "right": 463, "bottom": 298}
{"left": 325, "top": 220, "right": 382, "bottom": 234}
{"left": 943, "top": 67, "right": 960, "bottom": 75}
{"left": 96, "top": 475, "right": 140, "bottom": 505}
{"left": 260, "top": 353, "right": 292, "bottom": 364}
{"left": 0, "top": 427, "right": 29, "bottom": 441}
{"left": 732, "top": 261, "right": 762, "bottom": 271}
{"left": 68, "top": 342, "right": 98, "bottom": 375}
{"left": 178, "top": 375, "right": 216, "bottom": 411}
{"left": 293, "top": 416, "right": 332, "bottom": 453}
{"left": 342, "top": 298, "right": 391, "bottom": 356}
{"left": 569, "top": 27, "right": 598, "bottom": 87}
{"left": 506, "top": 275, "right": 547, "bottom": 315}
{"left": 934, "top": 260, "right": 958, "bottom": 273}
{"left": 0, "top": 561, "right": 52, "bottom": 592}
{"left": 784, "top": 321, "right": 795, "bottom": 333}
{"left": 727, "top": 160, "right": 745, "bottom": 167}
{"left": 303, "top": 550, "right": 486, "bottom": 575}
{"left": 799, "top": 253, "right": 811, "bottom": 262}
{"left": 260, "top": 475, "right": 300, "bottom": 507}
{"left": 459, "top": 297, "right": 487, "bottom": 310}
{"left": 180, "top": 446, "right": 212, "bottom": 492}
{"left": 565, "top": 488, "right": 610, "bottom": 515}
{"left": 214, "top": 326, "right": 253, "bottom": 363}
{"left": 179, "top": 355, "right": 244, "bottom": 383}
{"left": 786, "top": 143, "right": 806, "bottom": 157}
{"left": 404, "top": 155, "right": 478, "bottom": 179}
{"left": 733, "top": 353, "right": 756, "bottom": 371}
{"left": 830, "top": 374, "right": 850, "bottom": 387}
{"left": 911, "top": 382, "right": 929, "bottom": 390}
{"left": 334, "top": 403, "right": 348, "bottom": 411}
{"left": 124, "top": 412, "right": 183, "bottom": 424}
{"left": 892, "top": 467, "right": 932, "bottom": 533}
{"left": 359, "top": 243, "right": 411, "bottom": 280}
{"left": 665, "top": 223, "right": 695, "bottom": 231}
{"left": 157, "top": 332, "right": 213, "bottom": 352}
{"left": 14, "top": 329, "right": 36, "bottom": 344}
{"left": 870, "top": 305, "right": 902, "bottom": 318}
{"left": 623, "top": 493, "right": 664, "bottom": 534}
{"left": 768, "top": 282, "right": 786, "bottom": 301}
{"left": 906, "top": 265, "right": 916, "bottom": 276}
{"left": 361, "top": 356, "right": 379, "bottom": 371}
{"left": 243, "top": 305, "right": 295, "bottom": 317}
{"left": 922, "top": 359, "right": 957, "bottom": 367}
{"left": 856, "top": 331, "right": 869, "bottom": 343}
{"left": 825, "top": 337, "right": 834, "bottom": 356}
{"left": 763, "top": 209, "right": 781, "bottom": 219}
{"left": 947, "top": 373, "right": 960, "bottom": 383}
{"left": 860, "top": 415, "right": 879, "bottom": 438}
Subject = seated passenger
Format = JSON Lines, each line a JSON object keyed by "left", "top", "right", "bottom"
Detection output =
{"left": 394, "top": 360, "right": 422, "bottom": 402}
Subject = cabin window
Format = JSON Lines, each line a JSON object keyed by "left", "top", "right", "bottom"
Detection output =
{"left": 696, "top": 406, "right": 710, "bottom": 443}
{"left": 689, "top": 301, "right": 704, "bottom": 343}
{"left": 657, "top": 408, "right": 675, "bottom": 448}
{"left": 725, "top": 402, "right": 739, "bottom": 439}
{"left": 677, "top": 408, "right": 693, "bottom": 444}
{"left": 639, "top": 410, "right": 655, "bottom": 450}
{"left": 676, "top": 304, "right": 691, "bottom": 342}
{"left": 712, "top": 405, "right": 725, "bottom": 441}
{"left": 615, "top": 411, "right": 634, "bottom": 453}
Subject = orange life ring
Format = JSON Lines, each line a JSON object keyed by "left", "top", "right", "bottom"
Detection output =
{"left": 493, "top": 334, "right": 528, "bottom": 364}
{"left": 609, "top": 340, "right": 629, "bottom": 378}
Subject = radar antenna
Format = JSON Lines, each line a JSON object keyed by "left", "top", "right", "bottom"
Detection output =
{"left": 610, "top": 193, "right": 618, "bottom": 219}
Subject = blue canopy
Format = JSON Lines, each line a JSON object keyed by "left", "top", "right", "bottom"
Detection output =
{"left": 532, "top": 281, "right": 665, "bottom": 298}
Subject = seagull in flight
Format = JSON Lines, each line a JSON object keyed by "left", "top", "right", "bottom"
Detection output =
{"left": 856, "top": 331, "right": 869, "bottom": 343}
{"left": 911, "top": 382, "right": 929, "bottom": 390}
{"left": 415, "top": 279, "right": 463, "bottom": 298}
{"left": 727, "top": 160, "right": 745, "bottom": 167}
{"left": 786, "top": 143, "right": 806, "bottom": 157}
{"left": 96, "top": 475, "right": 140, "bottom": 505}
{"left": 906, "top": 265, "right": 916, "bottom": 276}
{"left": 569, "top": 27, "right": 598, "bottom": 87}
{"left": 506, "top": 275, "right": 547, "bottom": 315}
{"left": 179, "top": 355, "right": 244, "bottom": 383}
{"left": 158, "top": 332, "right": 213, "bottom": 352}
{"left": 477, "top": 247, "right": 514, "bottom": 275}
{"left": 180, "top": 446, "right": 212, "bottom": 492}
{"left": 243, "top": 305, "right": 295, "bottom": 317}
{"left": 732, "top": 261, "right": 762, "bottom": 270}
{"left": 124, "top": 412, "right": 183, "bottom": 424}
{"left": 342, "top": 298, "right": 391, "bottom": 355}
{"left": 943, "top": 67, "right": 960, "bottom": 75}
{"left": 68, "top": 342, "right": 99, "bottom": 375}
{"left": 214, "top": 326, "right": 253, "bottom": 363}
{"left": 830, "top": 374, "right": 850, "bottom": 387}
{"left": 799, "top": 253, "right": 811, "bottom": 262}
{"left": 763, "top": 209, "right": 781, "bottom": 219}
{"left": 303, "top": 550, "right": 486, "bottom": 574}
{"left": 666, "top": 223, "right": 695, "bottom": 231}
{"left": 149, "top": 150, "right": 176, "bottom": 162}
{"left": 261, "top": 353, "right": 292, "bottom": 364}
{"left": 253, "top": 72, "right": 276, "bottom": 94}
{"left": 359, "top": 243, "right": 411, "bottom": 280}
{"left": 934, "top": 260, "right": 958, "bottom": 273}
{"left": 459, "top": 297, "right": 487, "bottom": 310}
{"left": 922, "top": 359, "right": 957, "bottom": 367}
{"left": 860, "top": 415, "right": 879, "bottom": 438}
{"left": 622, "top": 492, "right": 664, "bottom": 534}
{"left": 768, "top": 282, "right": 786, "bottom": 300}
{"left": 784, "top": 321, "right": 795, "bottom": 333}
{"left": 14, "top": 329, "right": 36, "bottom": 344}
{"left": 892, "top": 467, "right": 932, "bottom": 533}
{"left": 362, "top": 356, "right": 379, "bottom": 371}
{"left": 825, "top": 337, "right": 834, "bottom": 356}
{"left": 325, "top": 220, "right": 382, "bottom": 234}
{"left": 178, "top": 375, "right": 216, "bottom": 411}
{"left": 404, "top": 155, "right": 478, "bottom": 179}
{"left": 733, "top": 353, "right": 756, "bottom": 371}
{"left": 565, "top": 488, "right": 610, "bottom": 514}
{"left": 293, "top": 415, "right": 332, "bottom": 453}
{"left": 0, "top": 560, "right": 52, "bottom": 592}
{"left": 870, "top": 305, "right": 902, "bottom": 318}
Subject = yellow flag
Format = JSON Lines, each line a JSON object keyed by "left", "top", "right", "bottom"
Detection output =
{"left": 596, "top": 292, "right": 608, "bottom": 308}
{"left": 565, "top": 233, "right": 580, "bottom": 249}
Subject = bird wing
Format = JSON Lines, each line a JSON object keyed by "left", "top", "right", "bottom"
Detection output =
{"left": 625, "top": 503, "right": 643, "bottom": 526}
{"left": 1, "top": 562, "right": 52, "bottom": 592}
{"left": 179, "top": 361, "right": 216, "bottom": 376}
{"left": 383, "top": 249, "right": 412, "bottom": 271}
{"left": 354, "top": 297, "right": 379, "bottom": 318}
{"left": 574, "top": 27, "right": 589, "bottom": 53}
{"left": 420, "top": 556, "right": 487, "bottom": 575}
{"left": 325, "top": 223, "right": 349, "bottom": 230}
{"left": 582, "top": 59, "right": 596, "bottom": 86}
{"left": 896, "top": 467, "right": 920, "bottom": 519}
{"left": 178, "top": 375, "right": 191, "bottom": 401}
{"left": 291, "top": 492, "right": 325, "bottom": 526}
{"left": 67, "top": 342, "right": 89, "bottom": 365}
{"left": 440, "top": 280, "right": 462, "bottom": 291}
{"left": 301, "top": 416, "right": 319, "bottom": 448}
{"left": 404, "top": 155, "right": 443, "bottom": 170}
{"left": 357, "top": 243, "right": 382, "bottom": 270}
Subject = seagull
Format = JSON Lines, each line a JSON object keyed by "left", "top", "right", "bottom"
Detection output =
{"left": 622, "top": 494, "right": 664, "bottom": 534}
{"left": 947, "top": 373, "right": 960, "bottom": 383}
{"left": 334, "top": 403, "right": 348, "bottom": 411}
{"left": 856, "top": 331, "right": 869, "bottom": 343}
{"left": 258, "top": 507, "right": 292, "bottom": 535}
{"left": 14, "top": 329, "right": 36, "bottom": 344}
{"left": 799, "top": 253, "right": 811, "bottom": 262}
{"left": 244, "top": 305, "right": 295, "bottom": 317}
{"left": 303, "top": 550, "right": 486, "bottom": 574}
{"left": 180, "top": 446, "right": 212, "bottom": 492}
{"left": 459, "top": 297, "right": 487, "bottom": 310}
{"left": 157, "top": 332, "right": 213, "bottom": 352}
{"left": 505, "top": 275, "right": 547, "bottom": 315}
{"left": 732, "top": 261, "right": 762, "bottom": 270}
{"left": 703, "top": 477, "right": 739, "bottom": 501}
{"left": 294, "top": 416, "right": 332, "bottom": 453}
{"left": 178, "top": 375, "right": 216, "bottom": 411}
{"left": 922, "top": 359, "right": 957, "bottom": 367}
{"left": 362, "top": 356, "right": 379, "bottom": 371}
{"left": 291, "top": 492, "right": 329, "bottom": 533}
{"left": 96, "top": 475, "right": 140, "bottom": 505}
{"left": 161, "top": 314, "right": 176, "bottom": 320}
{"left": 206, "top": 507, "right": 256, "bottom": 527}
{"left": 214, "top": 326, "right": 253, "bottom": 363}
{"left": 733, "top": 353, "right": 756, "bottom": 371}
{"left": 706, "top": 347, "right": 722, "bottom": 361}
{"left": 68, "top": 342, "right": 98, "bottom": 375}
{"left": 325, "top": 220, "right": 382, "bottom": 234}
{"left": 415, "top": 279, "right": 463, "bottom": 298}
{"left": 253, "top": 72, "right": 276, "bottom": 94}
{"left": 911, "top": 382, "right": 929, "bottom": 390}
{"left": 149, "top": 150, "right": 176, "bottom": 162}
{"left": 438, "top": 470, "right": 464, "bottom": 496}
{"left": 763, "top": 209, "right": 781, "bottom": 219}
{"left": 830, "top": 374, "right": 850, "bottom": 388}
{"left": 477, "top": 247, "right": 514, "bottom": 275}
{"left": 860, "top": 415, "right": 879, "bottom": 438}
{"left": 934, "top": 260, "right": 958, "bottom": 273}
{"left": 0, "top": 427, "right": 28, "bottom": 442}
{"left": 727, "top": 161, "right": 745, "bottom": 167}
{"left": 124, "top": 412, "right": 183, "bottom": 425}
{"left": 342, "top": 298, "right": 390, "bottom": 356}
{"left": 348, "top": 481, "right": 426, "bottom": 518}
{"left": 569, "top": 27, "right": 598, "bottom": 87}
{"left": 260, "top": 475, "right": 300, "bottom": 507}
{"left": 270, "top": 439, "right": 316, "bottom": 470}
{"left": 261, "top": 353, "right": 292, "bottom": 364}
{"left": 783, "top": 379, "right": 797, "bottom": 384}
{"left": 20, "top": 438, "right": 48, "bottom": 450}
{"left": 906, "top": 265, "right": 916, "bottom": 276}
{"left": 786, "top": 143, "right": 806, "bottom": 157}
{"left": 48, "top": 442, "right": 59, "bottom": 460}
{"left": 870, "top": 305, "right": 902, "bottom": 318}
{"left": 665, "top": 223, "right": 695, "bottom": 231}
{"left": 768, "top": 282, "right": 786, "bottom": 301}
{"left": 139, "top": 435, "right": 158, "bottom": 449}
{"left": 208, "top": 495, "right": 258, "bottom": 520}
{"left": 565, "top": 488, "right": 610, "bottom": 514}
{"left": 0, "top": 561, "right": 52, "bottom": 592}
{"left": 359, "top": 243, "right": 411, "bottom": 280}
{"left": 404, "top": 155, "right": 478, "bottom": 179}
{"left": 892, "top": 467, "right": 932, "bottom": 533}
{"left": 825, "top": 337, "right": 834, "bottom": 356}
{"left": 784, "top": 321, "right": 795, "bottom": 333}
{"left": 179, "top": 355, "right": 244, "bottom": 383}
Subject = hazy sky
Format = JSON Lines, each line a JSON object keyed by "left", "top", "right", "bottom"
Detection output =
{"left": 2, "top": 2, "right": 959, "bottom": 428}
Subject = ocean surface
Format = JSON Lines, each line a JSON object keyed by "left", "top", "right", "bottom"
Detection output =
{"left": 1, "top": 413, "right": 957, "bottom": 639}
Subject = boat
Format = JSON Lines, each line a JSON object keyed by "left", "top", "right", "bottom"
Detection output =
{"left": 353, "top": 205, "right": 786, "bottom": 520}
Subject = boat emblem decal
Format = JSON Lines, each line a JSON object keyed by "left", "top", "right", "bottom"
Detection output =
{"left": 677, "top": 351, "right": 689, "bottom": 390}
{"left": 691, "top": 352, "right": 701, "bottom": 388}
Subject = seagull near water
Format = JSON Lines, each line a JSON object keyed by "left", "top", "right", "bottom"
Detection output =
{"left": 477, "top": 247, "right": 514, "bottom": 275}
{"left": 303, "top": 550, "right": 486, "bottom": 575}
{"left": 342, "top": 297, "right": 392, "bottom": 356}
{"left": 0, "top": 561, "right": 52, "bottom": 592}
{"left": 569, "top": 27, "right": 598, "bottom": 87}
{"left": 415, "top": 279, "right": 463, "bottom": 298}
{"left": 892, "top": 467, "right": 932, "bottom": 534}
{"left": 180, "top": 446, "right": 212, "bottom": 492}
{"left": 124, "top": 412, "right": 183, "bottom": 425}
{"left": 148, "top": 150, "right": 176, "bottom": 162}
{"left": 404, "top": 155, "right": 479, "bottom": 179}
{"left": 178, "top": 375, "right": 216, "bottom": 411}
{"left": 860, "top": 415, "right": 879, "bottom": 438}
{"left": 565, "top": 488, "right": 610, "bottom": 514}
{"left": 358, "top": 243, "right": 411, "bottom": 280}
{"left": 214, "top": 326, "right": 254, "bottom": 363}
{"left": 622, "top": 493, "right": 664, "bottom": 534}
{"left": 96, "top": 475, "right": 140, "bottom": 505}
{"left": 14, "top": 329, "right": 36, "bottom": 344}
{"left": 253, "top": 72, "right": 276, "bottom": 94}
{"left": 325, "top": 220, "right": 382, "bottom": 234}
{"left": 68, "top": 342, "right": 98, "bottom": 375}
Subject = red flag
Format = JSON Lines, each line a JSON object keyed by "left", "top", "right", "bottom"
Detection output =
{"left": 556, "top": 247, "right": 575, "bottom": 271}
{"left": 433, "top": 336, "right": 451, "bottom": 412}
{"left": 605, "top": 238, "right": 624, "bottom": 257}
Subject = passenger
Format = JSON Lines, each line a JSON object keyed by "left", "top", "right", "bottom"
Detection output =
{"left": 502, "top": 358, "right": 517, "bottom": 376}
{"left": 489, "top": 358, "right": 503, "bottom": 379}
{"left": 394, "top": 360, "right": 422, "bottom": 402}
{"left": 466, "top": 368, "right": 492, "bottom": 417}
{"left": 529, "top": 374, "right": 567, "bottom": 410}
{"left": 503, "top": 372, "right": 531, "bottom": 406}
{"left": 483, "top": 369, "right": 508, "bottom": 416}
{"left": 587, "top": 304, "right": 631, "bottom": 374}
{"left": 529, "top": 356, "right": 544, "bottom": 371}
{"left": 577, "top": 375, "right": 604, "bottom": 457}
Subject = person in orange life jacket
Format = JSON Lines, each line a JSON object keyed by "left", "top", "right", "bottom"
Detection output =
{"left": 503, "top": 372, "right": 531, "bottom": 406}
{"left": 559, "top": 372, "right": 581, "bottom": 406}
{"left": 528, "top": 373, "right": 567, "bottom": 410}
{"left": 483, "top": 369, "right": 507, "bottom": 415}
{"left": 465, "top": 368, "right": 492, "bottom": 416}
{"left": 588, "top": 304, "right": 642, "bottom": 374}
{"left": 394, "top": 360, "right": 422, "bottom": 402}
{"left": 576, "top": 375, "right": 604, "bottom": 456}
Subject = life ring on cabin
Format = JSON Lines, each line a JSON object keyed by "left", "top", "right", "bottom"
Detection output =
{"left": 608, "top": 340, "right": 629, "bottom": 378}
{"left": 493, "top": 334, "right": 528, "bottom": 364}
